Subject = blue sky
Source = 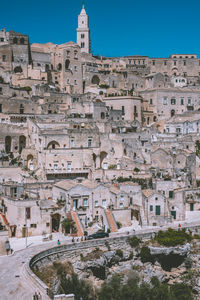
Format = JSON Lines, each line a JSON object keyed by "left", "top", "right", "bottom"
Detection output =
{"left": 1, "top": 0, "right": 199, "bottom": 58}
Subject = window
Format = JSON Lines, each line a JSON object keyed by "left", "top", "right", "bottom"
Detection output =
{"left": 26, "top": 207, "right": 31, "bottom": 219}
{"left": 74, "top": 79, "right": 77, "bottom": 85}
{"left": 130, "top": 197, "right": 133, "bottom": 205}
{"left": 102, "top": 199, "right": 106, "bottom": 207}
{"left": 155, "top": 205, "right": 161, "bottom": 215}
{"left": 163, "top": 97, "right": 167, "bottom": 105}
{"left": 150, "top": 205, "right": 153, "bottom": 212}
{"left": 184, "top": 61, "right": 186, "bottom": 66}
{"left": 74, "top": 51, "right": 78, "bottom": 59}
{"left": 95, "top": 201, "right": 98, "bottom": 207}
{"left": 70, "top": 139, "right": 74, "bottom": 148}
{"left": 66, "top": 50, "right": 70, "bottom": 57}
{"left": 54, "top": 164, "right": 58, "bottom": 171}
{"left": 74, "top": 66, "right": 77, "bottom": 72}
{"left": 0, "top": 104, "right": 2, "bottom": 113}
{"left": 174, "top": 61, "right": 177, "bottom": 66}
{"left": 46, "top": 223, "right": 50, "bottom": 227}
{"left": 81, "top": 42, "right": 85, "bottom": 48}
{"left": 103, "top": 162, "right": 108, "bottom": 170}
{"left": 67, "top": 161, "right": 71, "bottom": 171}
{"left": 152, "top": 60, "right": 155, "bottom": 65}
{"left": 2, "top": 55, "right": 6, "bottom": 62}
{"left": 150, "top": 98, "right": 153, "bottom": 105}
{"left": 122, "top": 106, "right": 125, "bottom": 115}
{"left": 30, "top": 224, "right": 37, "bottom": 228}
{"left": 181, "top": 98, "right": 184, "bottom": 105}
{"left": 83, "top": 198, "right": 88, "bottom": 206}
{"left": 120, "top": 203, "right": 124, "bottom": 208}
{"left": 188, "top": 98, "right": 191, "bottom": 105}
{"left": 20, "top": 104, "right": 24, "bottom": 114}
{"left": 164, "top": 61, "right": 167, "bottom": 66}
{"left": 88, "top": 138, "right": 92, "bottom": 147}
{"left": 67, "top": 78, "right": 70, "bottom": 84}
{"left": 169, "top": 191, "right": 173, "bottom": 198}
{"left": 171, "top": 98, "right": 176, "bottom": 105}
{"left": 120, "top": 195, "right": 124, "bottom": 201}
{"left": 81, "top": 34, "right": 85, "bottom": 39}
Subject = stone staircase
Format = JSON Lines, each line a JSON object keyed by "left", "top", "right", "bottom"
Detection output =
{"left": 71, "top": 211, "right": 84, "bottom": 237}
{"left": 105, "top": 209, "right": 118, "bottom": 232}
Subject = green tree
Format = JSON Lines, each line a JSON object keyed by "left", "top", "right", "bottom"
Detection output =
{"left": 61, "top": 218, "right": 76, "bottom": 234}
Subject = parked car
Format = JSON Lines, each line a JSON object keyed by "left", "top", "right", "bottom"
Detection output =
{"left": 87, "top": 231, "right": 109, "bottom": 240}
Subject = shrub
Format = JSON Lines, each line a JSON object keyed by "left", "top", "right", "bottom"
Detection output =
{"left": 155, "top": 228, "right": 192, "bottom": 247}
{"left": 99, "top": 84, "right": 110, "bottom": 89}
{"left": 116, "top": 221, "right": 122, "bottom": 229}
{"left": 108, "top": 164, "right": 117, "bottom": 169}
{"left": 128, "top": 236, "right": 140, "bottom": 248}
{"left": 134, "top": 167, "right": 140, "bottom": 173}
{"left": 128, "top": 251, "right": 133, "bottom": 260}
{"left": 139, "top": 247, "right": 155, "bottom": 264}
{"left": 105, "top": 241, "right": 111, "bottom": 251}
{"left": 116, "top": 249, "right": 123, "bottom": 258}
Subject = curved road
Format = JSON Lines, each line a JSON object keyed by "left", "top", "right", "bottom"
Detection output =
{"left": 1, "top": 221, "right": 200, "bottom": 300}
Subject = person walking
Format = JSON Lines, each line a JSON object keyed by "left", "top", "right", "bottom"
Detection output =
{"left": 57, "top": 239, "right": 61, "bottom": 246}
{"left": 33, "top": 292, "right": 38, "bottom": 300}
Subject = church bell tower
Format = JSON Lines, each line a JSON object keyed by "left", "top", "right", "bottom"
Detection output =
{"left": 77, "top": 1, "right": 91, "bottom": 54}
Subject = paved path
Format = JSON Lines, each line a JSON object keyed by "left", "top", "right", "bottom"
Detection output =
{"left": 0, "top": 241, "right": 58, "bottom": 300}
{"left": 1, "top": 220, "right": 200, "bottom": 300}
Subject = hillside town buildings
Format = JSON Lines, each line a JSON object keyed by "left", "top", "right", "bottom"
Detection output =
{"left": 1, "top": 3, "right": 200, "bottom": 239}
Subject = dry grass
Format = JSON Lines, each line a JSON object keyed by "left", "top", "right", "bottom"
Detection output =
{"left": 80, "top": 248, "right": 104, "bottom": 262}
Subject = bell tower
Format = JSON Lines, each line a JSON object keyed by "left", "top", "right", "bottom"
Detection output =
{"left": 77, "top": 1, "right": 91, "bottom": 53}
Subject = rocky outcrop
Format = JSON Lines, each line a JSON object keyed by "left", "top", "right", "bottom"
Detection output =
{"left": 149, "top": 243, "right": 190, "bottom": 256}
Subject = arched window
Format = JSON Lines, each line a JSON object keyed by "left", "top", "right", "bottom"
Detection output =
{"left": 20, "top": 37, "right": 25, "bottom": 44}
{"left": 13, "top": 37, "right": 18, "bottom": 44}
{"left": 171, "top": 110, "right": 175, "bottom": 117}
{"left": 91, "top": 75, "right": 100, "bottom": 85}
{"left": 19, "top": 135, "right": 26, "bottom": 154}
{"left": 65, "top": 59, "right": 70, "bottom": 70}
{"left": 57, "top": 63, "right": 62, "bottom": 71}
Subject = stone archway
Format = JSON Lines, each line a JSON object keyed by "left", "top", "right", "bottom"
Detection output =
{"left": 91, "top": 75, "right": 100, "bottom": 85}
{"left": 100, "top": 151, "right": 108, "bottom": 168}
{"left": 47, "top": 141, "right": 60, "bottom": 149}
